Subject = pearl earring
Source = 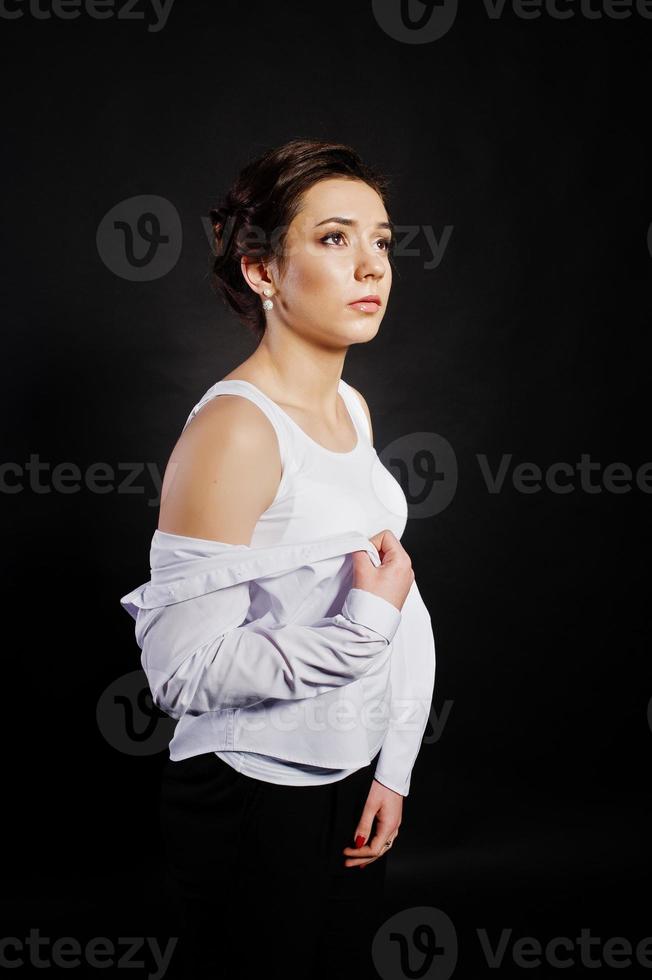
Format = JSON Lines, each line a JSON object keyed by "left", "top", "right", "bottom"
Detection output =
{"left": 262, "top": 288, "right": 274, "bottom": 311}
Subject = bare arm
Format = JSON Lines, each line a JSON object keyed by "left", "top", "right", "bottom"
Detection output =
{"left": 140, "top": 394, "right": 402, "bottom": 717}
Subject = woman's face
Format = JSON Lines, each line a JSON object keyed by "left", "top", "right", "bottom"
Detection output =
{"left": 266, "top": 177, "right": 393, "bottom": 348}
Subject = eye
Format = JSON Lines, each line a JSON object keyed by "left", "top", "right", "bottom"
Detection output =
{"left": 321, "top": 231, "right": 394, "bottom": 253}
{"left": 321, "top": 231, "right": 346, "bottom": 246}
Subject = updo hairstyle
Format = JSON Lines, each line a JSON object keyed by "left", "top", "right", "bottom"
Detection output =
{"left": 208, "top": 138, "right": 392, "bottom": 341}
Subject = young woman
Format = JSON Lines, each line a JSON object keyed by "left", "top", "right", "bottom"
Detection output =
{"left": 155, "top": 138, "right": 428, "bottom": 979}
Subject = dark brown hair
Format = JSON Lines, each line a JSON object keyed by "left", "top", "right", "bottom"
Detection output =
{"left": 208, "top": 138, "right": 393, "bottom": 342}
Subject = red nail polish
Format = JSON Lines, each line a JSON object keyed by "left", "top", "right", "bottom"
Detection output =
{"left": 355, "top": 835, "right": 366, "bottom": 848}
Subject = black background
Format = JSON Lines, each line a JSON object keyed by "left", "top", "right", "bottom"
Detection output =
{"left": 2, "top": 0, "right": 651, "bottom": 976}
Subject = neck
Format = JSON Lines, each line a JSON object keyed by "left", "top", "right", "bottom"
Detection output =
{"left": 237, "top": 329, "right": 349, "bottom": 415}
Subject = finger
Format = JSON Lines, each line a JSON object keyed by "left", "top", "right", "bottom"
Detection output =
{"left": 368, "top": 529, "right": 397, "bottom": 560}
{"left": 345, "top": 855, "right": 378, "bottom": 869}
{"left": 342, "top": 818, "right": 394, "bottom": 860}
{"left": 351, "top": 549, "right": 375, "bottom": 570}
{"left": 345, "top": 846, "right": 392, "bottom": 869}
{"left": 365, "top": 825, "right": 397, "bottom": 861}
{"left": 342, "top": 846, "right": 381, "bottom": 868}
{"left": 342, "top": 798, "right": 379, "bottom": 857}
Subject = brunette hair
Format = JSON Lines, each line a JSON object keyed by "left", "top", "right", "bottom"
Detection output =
{"left": 208, "top": 138, "right": 393, "bottom": 342}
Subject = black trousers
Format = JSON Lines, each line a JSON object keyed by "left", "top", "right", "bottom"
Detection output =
{"left": 158, "top": 749, "right": 389, "bottom": 980}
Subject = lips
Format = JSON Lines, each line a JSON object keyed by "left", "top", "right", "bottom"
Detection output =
{"left": 350, "top": 295, "right": 381, "bottom": 306}
{"left": 348, "top": 295, "right": 382, "bottom": 311}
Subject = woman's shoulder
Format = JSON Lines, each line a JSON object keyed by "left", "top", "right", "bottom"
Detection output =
{"left": 157, "top": 390, "right": 283, "bottom": 541}
{"left": 184, "top": 384, "right": 276, "bottom": 440}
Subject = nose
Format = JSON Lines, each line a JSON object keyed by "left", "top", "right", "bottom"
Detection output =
{"left": 354, "top": 243, "right": 386, "bottom": 281}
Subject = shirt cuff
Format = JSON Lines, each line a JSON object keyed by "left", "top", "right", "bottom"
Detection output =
{"left": 373, "top": 770, "right": 409, "bottom": 797}
{"left": 341, "top": 588, "right": 402, "bottom": 644}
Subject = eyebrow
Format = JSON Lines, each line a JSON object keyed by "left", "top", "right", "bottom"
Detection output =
{"left": 314, "top": 216, "right": 394, "bottom": 233}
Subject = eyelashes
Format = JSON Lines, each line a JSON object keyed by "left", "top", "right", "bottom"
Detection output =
{"left": 320, "top": 231, "right": 394, "bottom": 253}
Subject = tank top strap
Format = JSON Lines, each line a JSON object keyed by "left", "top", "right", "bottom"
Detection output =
{"left": 339, "top": 379, "right": 372, "bottom": 445}
{"left": 182, "top": 379, "right": 293, "bottom": 476}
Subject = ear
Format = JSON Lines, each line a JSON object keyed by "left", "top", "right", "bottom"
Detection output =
{"left": 241, "top": 255, "right": 275, "bottom": 297}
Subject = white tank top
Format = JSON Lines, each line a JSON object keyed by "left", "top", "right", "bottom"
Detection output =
{"left": 181, "top": 376, "right": 408, "bottom": 785}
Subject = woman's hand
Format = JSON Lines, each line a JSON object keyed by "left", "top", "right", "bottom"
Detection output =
{"left": 342, "top": 778, "right": 403, "bottom": 868}
{"left": 351, "top": 529, "right": 415, "bottom": 612}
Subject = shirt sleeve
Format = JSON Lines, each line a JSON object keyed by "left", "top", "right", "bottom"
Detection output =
{"left": 372, "top": 578, "right": 436, "bottom": 797}
{"left": 137, "top": 584, "right": 402, "bottom": 719}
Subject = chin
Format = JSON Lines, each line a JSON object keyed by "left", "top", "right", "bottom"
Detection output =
{"left": 341, "top": 320, "right": 382, "bottom": 344}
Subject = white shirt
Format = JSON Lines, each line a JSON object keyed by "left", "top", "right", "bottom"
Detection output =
{"left": 120, "top": 527, "right": 436, "bottom": 796}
